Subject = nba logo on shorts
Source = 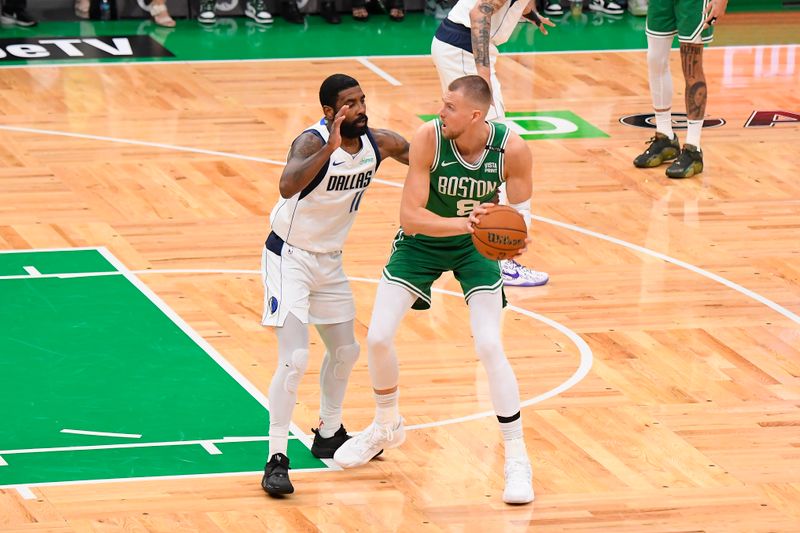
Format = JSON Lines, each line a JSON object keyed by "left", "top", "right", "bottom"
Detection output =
{"left": 269, "top": 296, "right": 279, "bottom": 314}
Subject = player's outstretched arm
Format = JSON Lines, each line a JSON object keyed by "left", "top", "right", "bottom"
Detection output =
{"left": 371, "top": 128, "right": 410, "bottom": 166}
{"left": 521, "top": 0, "right": 555, "bottom": 35}
{"left": 469, "top": 0, "right": 507, "bottom": 89}
{"left": 399, "top": 123, "right": 473, "bottom": 237}
{"left": 278, "top": 105, "right": 349, "bottom": 199}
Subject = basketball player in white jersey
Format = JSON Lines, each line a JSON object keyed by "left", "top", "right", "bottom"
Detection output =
{"left": 432, "top": 0, "right": 553, "bottom": 289}
{"left": 261, "top": 74, "right": 409, "bottom": 496}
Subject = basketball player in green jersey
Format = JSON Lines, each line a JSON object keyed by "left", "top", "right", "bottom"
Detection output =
{"left": 334, "top": 75, "right": 535, "bottom": 504}
{"left": 634, "top": 0, "right": 728, "bottom": 178}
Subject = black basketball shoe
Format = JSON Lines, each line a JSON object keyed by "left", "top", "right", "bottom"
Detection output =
{"left": 633, "top": 132, "right": 680, "bottom": 168}
{"left": 666, "top": 144, "right": 704, "bottom": 179}
{"left": 261, "top": 453, "right": 293, "bottom": 496}
{"left": 310, "top": 424, "right": 351, "bottom": 458}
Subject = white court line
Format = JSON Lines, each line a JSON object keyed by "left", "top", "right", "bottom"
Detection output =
{"left": 200, "top": 442, "right": 223, "bottom": 455}
{"left": 61, "top": 429, "right": 142, "bottom": 439}
{"left": 0, "top": 467, "right": 333, "bottom": 493}
{"left": 0, "top": 270, "right": 591, "bottom": 456}
{"left": 93, "top": 247, "right": 323, "bottom": 465}
{"left": 530, "top": 215, "right": 800, "bottom": 325}
{"left": 0, "top": 456, "right": 7, "bottom": 466}
{"left": 0, "top": 125, "right": 286, "bottom": 166}
{"left": 357, "top": 57, "right": 402, "bottom": 86}
{"left": 15, "top": 486, "right": 36, "bottom": 500}
{"left": 22, "top": 266, "right": 41, "bottom": 277}
{"left": 0, "top": 44, "right": 789, "bottom": 71}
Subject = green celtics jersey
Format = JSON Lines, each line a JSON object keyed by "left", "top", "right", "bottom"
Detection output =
{"left": 413, "top": 119, "right": 509, "bottom": 245}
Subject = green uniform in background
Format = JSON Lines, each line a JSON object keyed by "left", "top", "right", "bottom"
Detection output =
{"left": 646, "top": 0, "right": 714, "bottom": 44}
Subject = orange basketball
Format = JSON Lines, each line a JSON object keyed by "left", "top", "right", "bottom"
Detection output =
{"left": 471, "top": 205, "right": 527, "bottom": 260}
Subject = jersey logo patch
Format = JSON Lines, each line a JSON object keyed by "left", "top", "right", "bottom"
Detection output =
{"left": 484, "top": 162, "right": 498, "bottom": 173}
{"left": 332, "top": 160, "right": 346, "bottom": 166}
{"left": 269, "top": 296, "right": 279, "bottom": 314}
{"left": 441, "top": 161, "right": 458, "bottom": 167}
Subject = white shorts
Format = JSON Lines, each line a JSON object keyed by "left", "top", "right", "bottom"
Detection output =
{"left": 431, "top": 37, "right": 505, "bottom": 121}
{"left": 261, "top": 242, "right": 356, "bottom": 327}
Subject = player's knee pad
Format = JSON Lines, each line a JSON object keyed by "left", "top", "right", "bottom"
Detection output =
{"left": 330, "top": 342, "right": 360, "bottom": 380}
{"left": 283, "top": 348, "right": 309, "bottom": 393}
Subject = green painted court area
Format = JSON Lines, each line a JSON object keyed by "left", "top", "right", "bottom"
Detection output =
{"left": 0, "top": 248, "right": 327, "bottom": 488}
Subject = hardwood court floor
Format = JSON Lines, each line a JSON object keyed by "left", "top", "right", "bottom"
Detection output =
{"left": 0, "top": 42, "right": 799, "bottom": 531}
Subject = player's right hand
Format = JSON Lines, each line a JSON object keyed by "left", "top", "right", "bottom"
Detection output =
{"left": 466, "top": 202, "right": 494, "bottom": 233}
{"left": 328, "top": 105, "right": 349, "bottom": 151}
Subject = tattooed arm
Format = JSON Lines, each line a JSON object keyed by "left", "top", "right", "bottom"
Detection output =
{"left": 468, "top": 0, "right": 508, "bottom": 90}
{"left": 279, "top": 105, "right": 348, "bottom": 198}
{"left": 372, "top": 128, "right": 410, "bottom": 166}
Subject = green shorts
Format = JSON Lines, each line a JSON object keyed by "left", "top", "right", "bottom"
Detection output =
{"left": 646, "top": 0, "right": 714, "bottom": 44}
{"left": 382, "top": 230, "right": 505, "bottom": 311}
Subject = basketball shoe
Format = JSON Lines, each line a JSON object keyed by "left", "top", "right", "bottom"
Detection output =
{"left": 198, "top": 0, "right": 216, "bottom": 23}
{"left": 543, "top": 0, "right": 564, "bottom": 16}
{"left": 501, "top": 260, "right": 549, "bottom": 287}
{"left": 503, "top": 458, "right": 534, "bottom": 504}
{"left": 588, "top": 0, "right": 624, "bottom": 15}
{"left": 633, "top": 132, "right": 680, "bottom": 168}
{"left": 245, "top": 0, "right": 274, "bottom": 24}
{"left": 310, "top": 424, "right": 351, "bottom": 458}
{"left": 261, "top": 452, "right": 293, "bottom": 496}
{"left": 666, "top": 144, "right": 703, "bottom": 179}
{"left": 333, "top": 418, "right": 404, "bottom": 468}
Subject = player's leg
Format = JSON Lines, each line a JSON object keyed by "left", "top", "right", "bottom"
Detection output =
{"left": 333, "top": 279, "right": 415, "bottom": 468}
{"left": 262, "top": 313, "right": 309, "bottom": 496}
{"left": 260, "top": 242, "right": 313, "bottom": 496}
{"left": 666, "top": 0, "right": 712, "bottom": 178}
{"left": 312, "top": 319, "right": 359, "bottom": 457}
{"left": 635, "top": 0, "right": 681, "bottom": 168}
{"left": 305, "top": 252, "right": 360, "bottom": 457}
{"left": 467, "top": 291, "right": 534, "bottom": 504}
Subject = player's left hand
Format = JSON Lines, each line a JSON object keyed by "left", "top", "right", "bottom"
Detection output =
{"left": 703, "top": 0, "right": 728, "bottom": 30}
{"left": 522, "top": 11, "right": 555, "bottom": 35}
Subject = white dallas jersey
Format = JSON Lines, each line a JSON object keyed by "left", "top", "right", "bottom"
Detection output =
{"left": 268, "top": 118, "right": 381, "bottom": 253}
{"left": 447, "top": 0, "right": 528, "bottom": 46}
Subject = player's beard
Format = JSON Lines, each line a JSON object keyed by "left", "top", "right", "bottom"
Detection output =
{"left": 340, "top": 115, "right": 368, "bottom": 138}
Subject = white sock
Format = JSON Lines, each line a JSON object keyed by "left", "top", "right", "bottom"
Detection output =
{"left": 655, "top": 111, "right": 674, "bottom": 138}
{"left": 268, "top": 427, "right": 289, "bottom": 458}
{"left": 504, "top": 437, "right": 528, "bottom": 461}
{"left": 374, "top": 390, "right": 399, "bottom": 426}
{"left": 686, "top": 119, "right": 703, "bottom": 148}
{"left": 318, "top": 415, "right": 341, "bottom": 438}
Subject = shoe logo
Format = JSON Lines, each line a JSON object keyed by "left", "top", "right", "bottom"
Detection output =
{"left": 502, "top": 270, "right": 520, "bottom": 279}
{"left": 441, "top": 161, "right": 458, "bottom": 167}
{"left": 332, "top": 160, "right": 346, "bottom": 166}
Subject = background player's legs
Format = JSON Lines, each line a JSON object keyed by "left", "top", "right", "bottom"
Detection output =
{"left": 679, "top": 42, "right": 706, "bottom": 148}
{"left": 316, "top": 320, "right": 359, "bottom": 438}
{"left": 634, "top": 34, "right": 681, "bottom": 169}
{"left": 333, "top": 280, "right": 415, "bottom": 468}
{"left": 467, "top": 291, "right": 534, "bottom": 504}
{"left": 665, "top": 41, "right": 706, "bottom": 178}
{"left": 648, "top": 34, "right": 675, "bottom": 138}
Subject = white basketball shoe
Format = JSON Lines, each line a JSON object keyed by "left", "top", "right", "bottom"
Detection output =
{"left": 333, "top": 418, "right": 405, "bottom": 468}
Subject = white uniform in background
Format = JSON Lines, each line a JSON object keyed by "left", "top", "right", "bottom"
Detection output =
{"left": 431, "top": 0, "right": 528, "bottom": 120}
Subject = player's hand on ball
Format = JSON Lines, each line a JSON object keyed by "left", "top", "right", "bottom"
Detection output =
{"left": 467, "top": 203, "right": 495, "bottom": 233}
